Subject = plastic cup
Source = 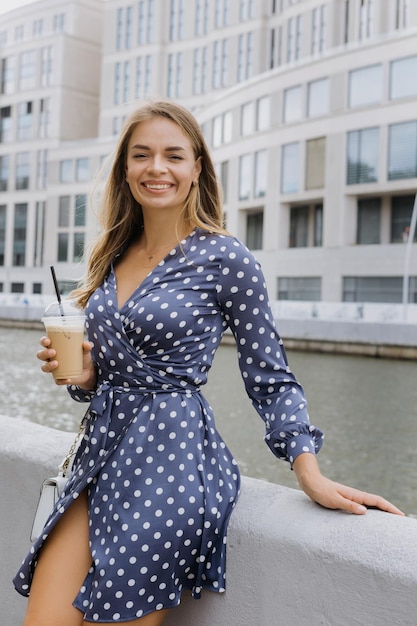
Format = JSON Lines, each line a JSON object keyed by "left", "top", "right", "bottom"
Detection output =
{"left": 42, "top": 300, "right": 86, "bottom": 380}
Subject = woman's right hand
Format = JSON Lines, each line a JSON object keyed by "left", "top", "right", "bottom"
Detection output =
{"left": 37, "top": 337, "right": 97, "bottom": 390}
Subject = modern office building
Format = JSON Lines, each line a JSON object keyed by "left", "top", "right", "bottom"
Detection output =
{"left": 1, "top": 0, "right": 416, "bottom": 303}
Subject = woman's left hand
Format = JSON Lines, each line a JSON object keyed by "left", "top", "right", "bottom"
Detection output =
{"left": 293, "top": 453, "right": 405, "bottom": 516}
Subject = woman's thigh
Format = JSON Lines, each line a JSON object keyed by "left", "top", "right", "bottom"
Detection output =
{"left": 99, "top": 610, "right": 169, "bottom": 626}
{"left": 23, "top": 489, "right": 91, "bottom": 626}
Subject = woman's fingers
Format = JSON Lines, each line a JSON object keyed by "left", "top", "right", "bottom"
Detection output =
{"left": 334, "top": 485, "right": 405, "bottom": 516}
{"left": 315, "top": 480, "right": 405, "bottom": 516}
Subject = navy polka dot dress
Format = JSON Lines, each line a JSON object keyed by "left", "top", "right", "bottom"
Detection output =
{"left": 14, "top": 230, "right": 324, "bottom": 621}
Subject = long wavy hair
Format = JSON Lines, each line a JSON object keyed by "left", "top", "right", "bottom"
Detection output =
{"left": 72, "top": 100, "right": 228, "bottom": 308}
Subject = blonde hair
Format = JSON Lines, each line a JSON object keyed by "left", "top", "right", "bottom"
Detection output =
{"left": 72, "top": 100, "right": 228, "bottom": 308}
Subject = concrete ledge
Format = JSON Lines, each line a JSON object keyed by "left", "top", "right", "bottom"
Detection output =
{"left": 1, "top": 415, "right": 416, "bottom": 625}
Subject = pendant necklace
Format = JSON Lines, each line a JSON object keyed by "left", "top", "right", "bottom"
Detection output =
{"left": 143, "top": 239, "right": 179, "bottom": 261}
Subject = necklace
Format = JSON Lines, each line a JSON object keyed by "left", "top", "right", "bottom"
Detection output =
{"left": 143, "top": 239, "right": 179, "bottom": 261}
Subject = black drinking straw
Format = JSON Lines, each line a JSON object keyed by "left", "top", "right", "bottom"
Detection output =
{"left": 50, "top": 265, "right": 65, "bottom": 317}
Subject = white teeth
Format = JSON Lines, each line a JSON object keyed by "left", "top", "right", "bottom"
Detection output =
{"left": 145, "top": 184, "right": 171, "bottom": 189}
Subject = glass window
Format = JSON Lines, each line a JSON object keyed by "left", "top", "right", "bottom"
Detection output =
{"left": 220, "top": 160, "right": 228, "bottom": 203}
{"left": 343, "top": 277, "right": 403, "bottom": 303}
{"left": 307, "top": 78, "right": 329, "bottom": 117}
{"left": 213, "top": 112, "right": 232, "bottom": 146}
{"left": 114, "top": 62, "right": 122, "bottom": 104}
{"left": 58, "top": 233, "right": 68, "bottom": 262}
{"left": 39, "top": 97, "right": 51, "bottom": 138}
{"left": 33, "top": 19, "right": 43, "bottom": 37}
{"left": 347, "top": 128, "right": 379, "bottom": 184}
{"left": 73, "top": 232, "right": 85, "bottom": 262}
{"left": 212, "top": 115, "right": 222, "bottom": 147}
{"left": 1, "top": 56, "right": 15, "bottom": 95}
{"left": 75, "top": 195, "right": 87, "bottom": 226}
{"left": 13, "top": 203, "right": 27, "bottom": 266}
{"left": 239, "top": 154, "right": 252, "bottom": 200}
{"left": 306, "top": 137, "right": 325, "bottom": 189}
{"left": 19, "top": 50, "right": 36, "bottom": 90}
{"left": 53, "top": 13, "right": 65, "bottom": 33}
{"left": 256, "top": 96, "right": 270, "bottom": 131}
{"left": 283, "top": 85, "right": 302, "bottom": 123}
{"left": 357, "top": 197, "right": 381, "bottom": 244}
{"left": 390, "top": 56, "right": 417, "bottom": 100}
{"left": 0, "top": 155, "right": 9, "bottom": 192}
{"left": 289, "top": 205, "right": 308, "bottom": 247}
{"left": 17, "top": 101, "right": 33, "bottom": 141}
{"left": 144, "top": 55, "right": 152, "bottom": 95}
{"left": 192, "top": 49, "right": 200, "bottom": 95}
{"left": 314, "top": 203, "right": 323, "bottom": 247}
{"left": 278, "top": 276, "right": 321, "bottom": 301}
{"left": 295, "top": 14, "right": 302, "bottom": 60}
{"left": 388, "top": 121, "right": 417, "bottom": 180}
{"left": 15, "top": 152, "right": 30, "bottom": 190}
{"left": 391, "top": 195, "right": 417, "bottom": 243}
{"left": 241, "top": 101, "right": 255, "bottom": 136}
{"left": 254, "top": 150, "right": 268, "bottom": 198}
{"left": 147, "top": 0, "right": 154, "bottom": 44}
{"left": 221, "top": 39, "right": 228, "bottom": 87}
{"left": 76, "top": 158, "right": 89, "bottom": 182}
{"left": 223, "top": 111, "right": 232, "bottom": 143}
{"left": 0, "top": 106, "right": 12, "bottom": 143}
{"left": 58, "top": 196, "right": 70, "bottom": 227}
{"left": 36, "top": 149, "right": 48, "bottom": 190}
{"left": 287, "top": 16, "right": 295, "bottom": 62}
{"left": 123, "top": 60, "right": 130, "bottom": 103}
{"left": 11, "top": 282, "right": 24, "bottom": 293}
{"left": 349, "top": 64, "right": 383, "bottom": 108}
{"left": 246, "top": 212, "right": 263, "bottom": 250}
{"left": 41, "top": 46, "right": 53, "bottom": 87}
{"left": 60, "top": 159, "right": 73, "bottom": 183}
{"left": 138, "top": 1, "right": 145, "bottom": 43}
{"left": 126, "top": 5, "right": 132, "bottom": 48}
{"left": 281, "top": 142, "right": 300, "bottom": 193}
{"left": 0, "top": 204, "right": 6, "bottom": 265}
{"left": 34, "top": 200, "right": 45, "bottom": 267}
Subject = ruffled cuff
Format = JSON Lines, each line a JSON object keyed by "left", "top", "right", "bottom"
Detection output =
{"left": 264, "top": 426, "right": 324, "bottom": 466}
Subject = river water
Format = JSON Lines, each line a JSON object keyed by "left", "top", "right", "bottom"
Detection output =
{"left": 2, "top": 327, "right": 417, "bottom": 516}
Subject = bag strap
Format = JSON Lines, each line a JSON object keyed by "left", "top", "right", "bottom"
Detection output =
{"left": 60, "top": 407, "right": 89, "bottom": 477}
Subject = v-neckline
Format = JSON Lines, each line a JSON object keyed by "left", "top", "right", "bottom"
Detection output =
{"left": 113, "top": 230, "right": 195, "bottom": 312}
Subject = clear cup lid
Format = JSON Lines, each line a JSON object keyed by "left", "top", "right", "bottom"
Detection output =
{"left": 43, "top": 299, "right": 85, "bottom": 317}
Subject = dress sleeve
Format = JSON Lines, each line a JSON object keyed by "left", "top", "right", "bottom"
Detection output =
{"left": 216, "top": 238, "right": 324, "bottom": 465}
{"left": 67, "top": 384, "right": 96, "bottom": 403}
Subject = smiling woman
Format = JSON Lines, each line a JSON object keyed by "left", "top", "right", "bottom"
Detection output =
{"left": 14, "top": 100, "right": 404, "bottom": 626}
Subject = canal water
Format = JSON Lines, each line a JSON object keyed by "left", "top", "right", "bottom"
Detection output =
{"left": 1, "top": 327, "right": 417, "bottom": 516}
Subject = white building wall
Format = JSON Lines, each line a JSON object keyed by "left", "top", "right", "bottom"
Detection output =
{"left": 0, "top": 0, "right": 416, "bottom": 303}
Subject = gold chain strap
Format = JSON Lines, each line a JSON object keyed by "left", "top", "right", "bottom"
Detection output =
{"left": 61, "top": 408, "right": 89, "bottom": 477}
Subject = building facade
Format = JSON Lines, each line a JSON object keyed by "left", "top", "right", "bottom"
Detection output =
{"left": 0, "top": 0, "right": 416, "bottom": 303}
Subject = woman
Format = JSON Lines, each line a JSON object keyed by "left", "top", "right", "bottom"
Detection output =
{"left": 14, "top": 100, "right": 403, "bottom": 626}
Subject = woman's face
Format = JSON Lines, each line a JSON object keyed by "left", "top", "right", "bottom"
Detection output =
{"left": 125, "top": 116, "right": 202, "bottom": 217}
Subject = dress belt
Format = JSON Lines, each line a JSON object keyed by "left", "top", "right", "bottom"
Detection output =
{"left": 89, "top": 381, "right": 201, "bottom": 419}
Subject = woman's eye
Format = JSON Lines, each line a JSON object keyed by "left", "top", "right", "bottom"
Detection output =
{"left": 169, "top": 155, "right": 183, "bottom": 161}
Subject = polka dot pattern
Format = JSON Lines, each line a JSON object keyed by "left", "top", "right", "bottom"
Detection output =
{"left": 13, "top": 229, "right": 323, "bottom": 621}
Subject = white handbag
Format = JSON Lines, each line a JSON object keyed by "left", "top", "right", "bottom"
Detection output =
{"left": 30, "top": 411, "right": 88, "bottom": 542}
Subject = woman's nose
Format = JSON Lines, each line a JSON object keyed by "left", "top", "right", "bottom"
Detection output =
{"left": 147, "top": 155, "right": 167, "bottom": 173}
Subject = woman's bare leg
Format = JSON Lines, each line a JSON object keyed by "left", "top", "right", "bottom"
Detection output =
{"left": 98, "top": 610, "right": 169, "bottom": 626}
{"left": 23, "top": 489, "right": 91, "bottom": 626}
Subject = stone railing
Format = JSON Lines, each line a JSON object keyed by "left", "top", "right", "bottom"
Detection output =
{"left": 2, "top": 415, "right": 416, "bottom": 626}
